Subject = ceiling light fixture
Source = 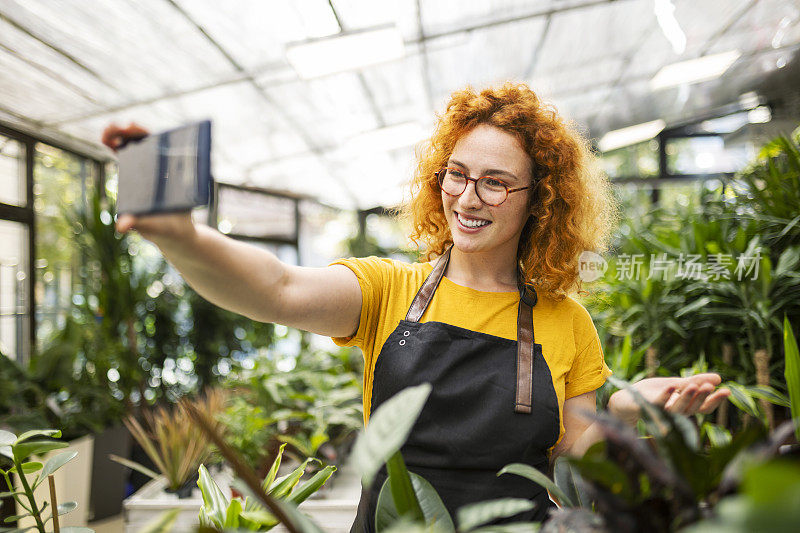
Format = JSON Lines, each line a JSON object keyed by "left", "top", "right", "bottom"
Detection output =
{"left": 286, "top": 25, "right": 405, "bottom": 79}
{"left": 598, "top": 119, "right": 666, "bottom": 152}
{"left": 650, "top": 50, "right": 741, "bottom": 90}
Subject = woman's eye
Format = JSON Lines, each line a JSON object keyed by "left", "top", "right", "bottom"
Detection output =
{"left": 449, "top": 169, "right": 465, "bottom": 178}
{"left": 485, "top": 178, "right": 504, "bottom": 187}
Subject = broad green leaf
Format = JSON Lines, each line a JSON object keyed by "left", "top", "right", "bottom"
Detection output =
{"left": 745, "top": 385, "right": 790, "bottom": 408}
{"left": 287, "top": 465, "right": 337, "bottom": 505}
{"left": 785, "top": 315, "right": 800, "bottom": 441}
{"left": 197, "top": 464, "right": 229, "bottom": 528}
{"left": 138, "top": 509, "right": 180, "bottom": 533}
{"left": 57, "top": 501, "right": 78, "bottom": 516}
{"left": 351, "top": 383, "right": 432, "bottom": 488}
{"left": 724, "top": 382, "right": 761, "bottom": 418}
{"left": 12, "top": 441, "right": 68, "bottom": 463}
{"left": 34, "top": 451, "right": 77, "bottom": 489}
{"left": 456, "top": 498, "right": 535, "bottom": 531}
{"left": 497, "top": 464, "right": 573, "bottom": 508}
{"left": 0, "top": 431, "right": 15, "bottom": 447}
{"left": 14, "top": 430, "right": 60, "bottom": 445}
{"left": 375, "top": 471, "right": 454, "bottom": 533}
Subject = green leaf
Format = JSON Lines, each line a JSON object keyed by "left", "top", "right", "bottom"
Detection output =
{"left": 4, "top": 514, "right": 31, "bottom": 523}
{"left": 375, "top": 471, "right": 454, "bottom": 532}
{"left": 8, "top": 462, "right": 42, "bottom": 475}
{"left": 724, "top": 382, "right": 761, "bottom": 418}
{"left": 108, "top": 454, "right": 159, "bottom": 481}
{"left": 12, "top": 441, "right": 68, "bottom": 463}
{"left": 351, "top": 383, "right": 432, "bottom": 488}
{"left": 470, "top": 524, "right": 540, "bottom": 533}
{"left": 0, "top": 431, "right": 16, "bottom": 447}
{"left": 57, "top": 501, "right": 78, "bottom": 516}
{"left": 287, "top": 465, "right": 337, "bottom": 505}
{"left": 33, "top": 451, "right": 77, "bottom": 489}
{"left": 13, "top": 430, "right": 60, "bottom": 445}
{"left": 385, "top": 452, "right": 424, "bottom": 523}
{"left": 239, "top": 509, "right": 278, "bottom": 527}
{"left": 701, "top": 422, "right": 732, "bottom": 448}
{"left": 137, "top": 509, "right": 179, "bottom": 533}
{"left": 261, "top": 442, "right": 287, "bottom": 491}
{"left": 497, "top": 463, "right": 573, "bottom": 508}
{"left": 457, "top": 498, "right": 535, "bottom": 531}
{"left": 197, "top": 464, "right": 229, "bottom": 528}
{"left": 553, "top": 455, "right": 584, "bottom": 508}
{"left": 745, "top": 385, "right": 790, "bottom": 408}
{"left": 784, "top": 315, "right": 800, "bottom": 441}
{"left": 268, "top": 457, "right": 319, "bottom": 499}
{"left": 223, "top": 497, "right": 243, "bottom": 528}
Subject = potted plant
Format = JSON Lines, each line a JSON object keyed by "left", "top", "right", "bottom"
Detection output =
{"left": 0, "top": 428, "right": 94, "bottom": 533}
{"left": 112, "top": 389, "right": 227, "bottom": 532}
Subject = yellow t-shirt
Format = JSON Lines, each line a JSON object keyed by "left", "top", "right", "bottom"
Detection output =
{"left": 329, "top": 255, "right": 612, "bottom": 452}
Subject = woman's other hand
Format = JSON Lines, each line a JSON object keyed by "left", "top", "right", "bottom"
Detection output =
{"left": 608, "top": 372, "right": 731, "bottom": 426}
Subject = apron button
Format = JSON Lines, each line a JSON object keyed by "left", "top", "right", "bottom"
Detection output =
{"left": 399, "top": 339, "right": 406, "bottom": 346}
{"left": 403, "top": 331, "right": 410, "bottom": 337}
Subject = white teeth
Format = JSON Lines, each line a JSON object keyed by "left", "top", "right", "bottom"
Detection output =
{"left": 457, "top": 213, "right": 490, "bottom": 228}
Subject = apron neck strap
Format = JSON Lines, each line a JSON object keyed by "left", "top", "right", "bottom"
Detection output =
{"left": 406, "top": 243, "right": 538, "bottom": 414}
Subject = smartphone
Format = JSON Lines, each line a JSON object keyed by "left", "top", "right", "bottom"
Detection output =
{"left": 116, "top": 120, "right": 213, "bottom": 216}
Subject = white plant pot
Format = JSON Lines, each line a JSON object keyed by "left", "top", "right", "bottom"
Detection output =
{"left": 123, "top": 460, "right": 361, "bottom": 533}
{"left": 122, "top": 475, "right": 208, "bottom": 533}
{"left": 15, "top": 434, "right": 94, "bottom": 529}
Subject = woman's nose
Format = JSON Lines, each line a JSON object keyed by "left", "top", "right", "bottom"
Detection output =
{"left": 459, "top": 180, "right": 483, "bottom": 208}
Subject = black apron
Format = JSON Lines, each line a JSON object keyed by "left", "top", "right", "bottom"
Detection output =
{"left": 350, "top": 244, "right": 560, "bottom": 532}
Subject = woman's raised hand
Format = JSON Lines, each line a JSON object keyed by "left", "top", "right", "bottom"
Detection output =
{"left": 608, "top": 372, "right": 731, "bottom": 426}
{"left": 101, "top": 122, "right": 195, "bottom": 244}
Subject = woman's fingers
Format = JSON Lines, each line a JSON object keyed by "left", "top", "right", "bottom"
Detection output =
{"left": 116, "top": 213, "right": 137, "bottom": 233}
{"left": 665, "top": 384, "right": 698, "bottom": 413}
{"left": 684, "top": 383, "right": 715, "bottom": 413}
{"left": 697, "top": 388, "right": 731, "bottom": 414}
{"left": 101, "top": 122, "right": 149, "bottom": 151}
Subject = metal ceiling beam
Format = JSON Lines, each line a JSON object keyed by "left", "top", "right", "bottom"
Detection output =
{"left": 0, "top": 10, "right": 123, "bottom": 94}
{"left": 415, "top": 0, "right": 434, "bottom": 114}
{"left": 588, "top": 0, "right": 760, "bottom": 133}
{"left": 407, "top": 0, "right": 627, "bottom": 44}
{"left": 327, "top": 0, "right": 386, "bottom": 128}
{"left": 161, "top": 0, "right": 361, "bottom": 207}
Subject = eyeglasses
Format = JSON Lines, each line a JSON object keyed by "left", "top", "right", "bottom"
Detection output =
{"left": 435, "top": 167, "right": 532, "bottom": 206}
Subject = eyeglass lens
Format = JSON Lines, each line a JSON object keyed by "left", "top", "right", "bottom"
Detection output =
{"left": 439, "top": 168, "right": 508, "bottom": 205}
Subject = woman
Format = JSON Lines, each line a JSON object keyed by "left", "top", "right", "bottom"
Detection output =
{"left": 103, "top": 82, "right": 730, "bottom": 530}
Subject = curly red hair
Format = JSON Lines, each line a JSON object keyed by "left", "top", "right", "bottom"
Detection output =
{"left": 394, "top": 81, "right": 618, "bottom": 301}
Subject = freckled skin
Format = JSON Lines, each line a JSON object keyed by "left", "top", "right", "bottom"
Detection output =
{"left": 442, "top": 124, "right": 533, "bottom": 263}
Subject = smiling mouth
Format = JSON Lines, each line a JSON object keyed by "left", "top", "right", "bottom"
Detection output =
{"left": 456, "top": 212, "right": 491, "bottom": 228}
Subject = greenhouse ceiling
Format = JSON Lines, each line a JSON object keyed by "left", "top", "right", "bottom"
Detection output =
{"left": 1, "top": 0, "right": 799, "bottom": 210}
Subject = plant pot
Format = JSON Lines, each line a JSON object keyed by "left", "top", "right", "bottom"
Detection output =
{"left": 89, "top": 424, "right": 131, "bottom": 521}
{"left": 123, "top": 468, "right": 230, "bottom": 533}
{"left": 15, "top": 433, "right": 94, "bottom": 529}
{"left": 164, "top": 471, "right": 200, "bottom": 499}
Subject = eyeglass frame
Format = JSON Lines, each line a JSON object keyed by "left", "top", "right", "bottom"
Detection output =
{"left": 435, "top": 166, "right": 533, "bottom": 206}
